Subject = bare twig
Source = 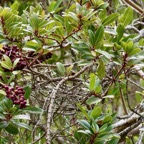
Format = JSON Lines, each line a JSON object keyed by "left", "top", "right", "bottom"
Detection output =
{"left": 46, "top": 63, "right": 93, "bottom": 143}
{"left": 123, "top": 0, "right": 144, "bottom": 14}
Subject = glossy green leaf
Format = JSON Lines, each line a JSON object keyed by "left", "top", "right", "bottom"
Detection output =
{"left": 5, "top": 123, "right": 19, "bottom": 135}
{"left": 97, "top": 2, "right": 109, "bottom": 10}
{"left": 99, "top": 124, "right": 108, "bottom": 132}
{"left": 23, "top": 106, "right": 43, "bottom": 114}
{"left": 104, "top": 41, "right": 114, "bottom": 47}
{"left": 103, "top": 95, "right": 114, "bottom": 99}
{"left": 77, "top": 120, "right": 91, "bottom": 129}
{"left": 24, "top": 86, "right": 31, "bottom": 99}
{"left": 24, "top": 40, "right": 41, "bottom": 50}
{"left": 90, "top": 106, "right": 102, "bottom": 119}
{"left": 0, "top": 121, "right": 8, "bottom": 128}
{"left": 0, "top": 62, "right": 11, "bottom": 70}
{"left": 97, "top": 60, "right": 105, "bottom": 79}
{"left": 0, "top": 114, "right": 5, "bottom": 119}
{"left": 56, "top": 62, "right": 65, "bottom": 76}
{"left": 92, "top": 119, "right": 99, "bottom": 132}
{"left": 96, "top": 49, "right": 113, "bottom": 59}
{"left": 77, "top": 103, "right": 90, "bottom": 120}
{"left": 13, "top": 58, "right": 20, "bottom": 68}
{"left": 128, "top": 47, "right": 141, "bottom": 56}
{"left": 95, "top": 26, "right": 104, "bottom": 44}
{"left": 95, "top": 85, "right": 102, "bottom": 93}
{"left": 116, "top": 24, "right": 125, "bottom": 41}
{"left": 13, "top": 122, "right": 31, "bottom": 131}
{"left": 121, "top": 7, "right": 133, "bottom": 27}
{"left": 86, "top": 96, "right": 102, "bottom": 105}
{"left": 88, "top": 30, "right": 95, "bottom": 46}
{"left": 0, "top": 90, "right": 6, "bottom": 96}
{"left": 103, "top": 116, "right": 112, "bottom": 124}
{"left": 13, "top": 114, "right": 30, "bottom": 120}
{"left": 72, "top": 42, "right": 93, "bottom": 59}
{"left": 66, "top": 65, "right": 73, "bottom": 75}
{"left": 77, "top": 130, "right": 91, "bottom": 135}
{"left": 102, "top": 13, "right": 119, "bottom": 26}
{"left": 3, "top": 55, "right": 13, "bottom": 68}
{"left": 89, "top": 73, "right": 96, "bottom": 91}
{"left": 107, "top": 135, "right": 120, "bottom": 144}
{"left": 8, "top": 75, "right": 15, "bottom": 84}
{"left": 10, "top": 1, "right": 19, "bottom": 11}
{"left": 0, "top": 55, "right": 13, "bottom": 70}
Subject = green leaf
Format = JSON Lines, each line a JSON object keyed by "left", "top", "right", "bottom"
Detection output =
{"left": 0, "top": 90, "right": 6, "bottom": 96}
{"left": 76, "top": 103, "right": 90, "bottom": 120}
{"left": 29, "top": 14, "right": 39, "bottom": 30}
{"left": 24, "top": 40, "right": 41, "bottom": 50}
{"left": 0, "top": 55, "right": 13, "bottom": 70}
{"left": 0, "top": 114, "right": 5, "bottom": 119}
{"left": 0, "top": 71, "right": 7, "bottom": 83}
{"left": 103, "top": 41, "right": 114, "bottom": 47}
{"left": 128, "top": 47, "right": 141, "bottom": 56}
{"left": 89, "top": 73, "right": 96, "bottom": 91}
{"left": 105, "top": 125, "right": 113, "bottom": 132}
{"left": 107, "top": 135, "right": 120, "bottom": 144}
{"left": 53, "top": 0, "right": 63, "bottom": 11}
{"left": 90, "top": 106, "right": 102, "bottom": 119}
{"left": 99, "top": 9, "right": 107, "bottom": 21}
{"left": 103, "top": 95, "right": 114, "bottom": 99}
{"left": 99, "top": 124, "right": 108, "bottom": 132}
{"left": 24, "top": 86, "right": 31, "bottom": 99}
{"left": 13, "top": 114, "right": 30, "bottom": 120}
{"left": 77, "top": 130, "right": 91, "bottom": 135}
{"left": 97, "top": 60, "right": 105, "bottom": 79}
{"left": 116, "top": 24, "right": 125, "bottom": 41}
{"left": 5, "top": 123, "right": 18, "bottom": 135}
{"left": 10, "top": 1, "right": 19, "bottom": 11}
{"left": 13, "top": 58, "right": 20, "bottom": 68}
{"left": 95, "top": 26, "right": 104, "bottom": 44}
{"left": 72, "top": 42, "right": 93, "bottom": 59}
{"left": 48, "top": 1, "right": 57, "bottom": 12}
{"left": 103, "top": 116, "right": 112, "bottom": 124}
{"left": 88, "top": 30, "right": 95, "bottom": 46}
{"left": 96, "top": 49, "right": 113, "bottom": 59}
{"left": 102, "top": 13, "right": 119, "bottom": 26}
{"left": 0, "top": 121, "right": 8, "bottom": 128}
{"left": 66, "top": 65, "right": 73, "bottom": 75}
{"left": 56, "top": 62, "right": 65, "bottom": 76}
{"left": 94, "top": 140, "right": 105, "bottom": 144}
{"left": 86, "top": 96, "right": 102, "bottom": 105}
{"left": 92, "top": 119, "right": 99, "bottom": 132}
{"left": 121, "top": 7, "right": 133, "bottom": 27}
{"left": 3, "top": 55, "right": 13, "bottom": 68}
{"left": 91, "top": 118, "right": 99, "bottom": 133}
{"left": 23, "top": 106, "right": 43, "bottom": 114}
{"left": 74, "top": 130, "right": 88, "bottom": 143}
{"left": 94, "top": 85, "right": 102, "bottom": 93}
{"left": 13, "top": 122, "right": 31, "bottom": 131}
{"left": 8, "top": 75, "right": 15, "bottom": 84}
{"left": 78, "top": 120, "right": 91, "bottom": 129}
{"left": 0, "top": 62, "right": 11, "bottom": 70}
{"left": 97, "top": 2, "right": 109, "bottom": 10}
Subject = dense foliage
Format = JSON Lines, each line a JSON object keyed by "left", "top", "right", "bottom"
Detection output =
{"left": 0, "top": 0, "right": 144, "bottom": 143}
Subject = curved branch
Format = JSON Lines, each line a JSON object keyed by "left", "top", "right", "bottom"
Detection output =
{"left": 46, "top": 63, "right": 93, "bottom": 144}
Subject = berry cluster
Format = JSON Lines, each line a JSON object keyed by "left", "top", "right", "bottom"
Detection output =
{"left": 3, "top": 85, "right": 27, "bottom": 109}
{"left": 0, "top": 45, "right": 27, "bottom": 70}
{"left": 0, "top": 45, "right": 53, "bottom": 70}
